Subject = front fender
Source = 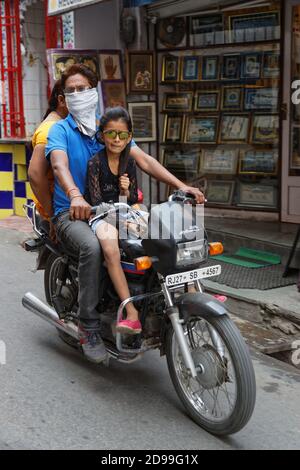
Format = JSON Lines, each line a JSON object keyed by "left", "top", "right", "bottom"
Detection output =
{"left": 175, "top": 292, "right": 228, "bottom": 321}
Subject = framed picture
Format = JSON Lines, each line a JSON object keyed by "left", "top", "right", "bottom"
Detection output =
{"left": 221, "top": 54, "right": 241, "bottom": 80}
{"left": 101, "top": 81, "right": 126, "bottom": 109}
{"left": 189, "top": 14, "right": 224, "bottom": 46}
{"left": 201, "top": 147, "right": 239, "bottom": 174}
{"left": 181, "top": 56, "right": 200, "bottom": 81}
{"left": 228, "top": 11, "right": 280, "bottom": 43}
{"left": 128, "top": 102, "right": 157, "bottom": 142}
{"left": 185, "top": 116, "right": 218, "bottom": 144}
{"left": 127, "top": 51, "right": 155, "bottom": 94}
{"left": 99, "top": 50, "right": 122, "bottom": 80}
{"left": 241, "top": 53, "right": 262, "bottom": 79}
{"left": 202, "top": 56, "right": 219, "bottom": 80}
{"left": 163, "top": 115, "right": 185, "bottom": 143}
{"left": 47, "top": 49, "right": 100, "bottom": 84}
{"left": 244, "top": 88, "right": 279, "bottom": 111}
{"left": 239, "top": 149, "right": 278, "bottom": 175}
{"left": 162, "top": 149, "right": 200, "bottom": 174}
{"left": 237, "top": 183, "right": 278, "bottom": 208}
{"left": 219, "top": 114, "right": 250, "bottom": 143}
{"left": 206, "top": 180, "right": 235, "bottom": 205}
{"left": 163, "top": 92, "right": 194, "bottom": 112}
{"left": 162, "top": 55, "right": 179, "bottom": 82}
{"left": 251, "top": 114, "right": 279, "bottom": 144}
{"left": 263, "top": 52, "right": 280, "bottom": 78}
{"left": 157, "top": 17, "right": 187, "bottom": 49}
{"left": 221, "top": 86, "right": 243, "bottom": 111}
{"left": 195, "top": 91, "right": 220, "bottom": 112}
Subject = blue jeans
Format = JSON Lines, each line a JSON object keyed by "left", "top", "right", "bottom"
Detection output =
{"left": 54, "top": 211, "right": 102, "bottom": 329}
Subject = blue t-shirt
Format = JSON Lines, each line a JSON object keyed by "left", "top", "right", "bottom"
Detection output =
{"left": 45, "top": 114, "right": 136, "bottom": 216}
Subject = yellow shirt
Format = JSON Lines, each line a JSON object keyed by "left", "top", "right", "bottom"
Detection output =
{"left": 31, "top": 119, "right": 58, "bottom": 220}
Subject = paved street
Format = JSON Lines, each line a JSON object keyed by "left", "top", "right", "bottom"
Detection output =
{"left": 0, "top": 227, "right": 300, "bottom": 450}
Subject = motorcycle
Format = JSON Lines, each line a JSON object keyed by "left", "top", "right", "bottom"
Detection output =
{"left": 22, "top": 190, "right": 256, "bottom": 436}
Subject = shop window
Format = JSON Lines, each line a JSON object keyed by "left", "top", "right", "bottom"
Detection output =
{"left": 156, "top": 1, "right": 281, "bottom": 211}
{"left": 290, "top": 5, "right": 300, "bottom": 176}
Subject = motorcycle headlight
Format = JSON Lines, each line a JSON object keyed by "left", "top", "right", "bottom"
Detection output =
{"left": 176, "top": 239, "right": 208, "bottom": 267}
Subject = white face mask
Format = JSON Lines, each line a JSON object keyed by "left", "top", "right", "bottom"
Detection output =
{"left": 65, "top": 88, "right": 99, "bottom": 138}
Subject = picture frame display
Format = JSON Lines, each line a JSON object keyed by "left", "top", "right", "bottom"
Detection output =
{"left": 222, "top": 86, "right": 243, "bottom": 111}
{"left": 229, "top": 11, "right": 280, "bottom": 43}
{"left": 99, "top": 50, "right": 122, "bottom": 80}
{"left": 195, "top": 91, "right": 220, "bottom": 112}
{"left": 251, "top": 114, "right": 279, "bottom": 144}
{"left": 206, "top": 180, "right": 235, "bottom": 205}
{"left": 127, "top": 51, "right": 155, "bottom": 94}
{"left": 244, "top": 87, "right": 279, "bottom": 111}
{"left": 163, "top": 92, "right": 193, "bottom": 112}
{"left": 163, "top": 115, "right": 185, "bottom": 143}
{"left": 202, "top": 56, "right": 219, "bottom": 80}
{"left": 219, "top": 114, "right": 250, "bottom": 143}
{"left": 263, "top": 52, "right": 280, "bottom": 78}
{"left": 241, "top": 53, "right": 262, "bottom": 79}
{"left": 162, "top": 149, "right": 200, "bottom": 174}
{"left": 101, "top": 81, "right": 127, "bottom": 109}
{"left": 237, "top": 183, "right": 278, "bottom": 208}
{"left": 189, "top": 14, "right": 224, "bottom": 47}
{"left": 201, "top": 147, "right": 239, "bottom": 174}
{"left": 128, "top": 102, "right": 157, "bottom": 142}
{"left": 222, "top": 54, "right": 241, "bottom": 80}
{"left": 181, "top": 56, "right": 200, "bottom": 81}
{"left": 162, "top": 55, "right": 180, "bottom": 82}
{"left": 185, "top": 116, "right": 218, "bottom": 144}
{"left": 47, "top": 49, "right": 100, "bottom": 83}
{"left": 239, "top": 149, "right": 278, "bottom": 175}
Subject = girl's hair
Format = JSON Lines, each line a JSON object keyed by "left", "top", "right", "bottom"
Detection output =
{"left": 97, "top": 107, "right": 133, "bottom": 176}
{"left": 43, "top": 80, "right": 65, "bottom": 119}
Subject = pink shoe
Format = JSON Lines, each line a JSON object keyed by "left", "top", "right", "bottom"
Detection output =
{"left": 116, "top": 319, "right": 142, "bottom": 335}
{"left": 213, "top": 294, "right": 227, "bottom": 303}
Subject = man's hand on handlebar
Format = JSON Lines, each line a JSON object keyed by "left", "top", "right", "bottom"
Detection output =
{"left": 69, "top": 196, "right": 92, "bottom": 221}
{"left": 178, "top": 186, "right": 205, "bottom": 204}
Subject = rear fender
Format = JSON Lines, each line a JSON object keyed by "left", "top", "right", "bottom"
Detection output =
{"left": 175, "top": 292, "right": 228, "bottom": 322}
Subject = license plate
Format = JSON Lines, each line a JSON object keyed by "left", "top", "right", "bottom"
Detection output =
{"left": 165, "top": 265, "right": 221, "bottom": 287}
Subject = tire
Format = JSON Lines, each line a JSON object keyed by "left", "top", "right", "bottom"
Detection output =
{"left": 166, "top": 315, "right": 256, "bottom": 436}
{"left": 44, "top": 253, "right": 78, "bottom": 349}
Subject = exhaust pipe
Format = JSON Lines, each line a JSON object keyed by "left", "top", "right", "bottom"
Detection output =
{"left": 22, "top": 292, "right": 78, "bottom": 340}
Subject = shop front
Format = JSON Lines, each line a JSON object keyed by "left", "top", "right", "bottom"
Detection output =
{"left": 282, "top": 0, "right": 300, "bottom": 223}
{"left": 143, "top": 0, "right": 283, "bottom": 218}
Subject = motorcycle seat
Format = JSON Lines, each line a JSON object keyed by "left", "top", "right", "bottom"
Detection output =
{"left": 119, "top": 239, "right": 146, "bottom": 260}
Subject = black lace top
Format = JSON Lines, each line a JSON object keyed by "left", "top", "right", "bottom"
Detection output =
{"left": 85, "top": 149, "right": 138, "bottom": 206}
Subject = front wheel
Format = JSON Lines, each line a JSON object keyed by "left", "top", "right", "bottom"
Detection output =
{"left": 166, "top": 315, "right": 256, "bottom": 436}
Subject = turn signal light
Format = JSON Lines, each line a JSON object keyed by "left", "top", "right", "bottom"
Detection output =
{"left": 209, "top": 242, "right": 224, "bottom": 256}
{"left": 134, "top": 256, "right": 152, "bottom": 271}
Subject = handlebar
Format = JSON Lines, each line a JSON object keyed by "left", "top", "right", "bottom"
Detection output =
{"left": 89, "top": 202, "right": 140, "bottom": 227}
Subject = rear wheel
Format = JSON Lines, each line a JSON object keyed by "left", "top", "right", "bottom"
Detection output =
{"left": 44, "top": 253, "right": 78, "bottom": 348}
{"left": 166, "top": 315, "right": 256, "bottom": 435}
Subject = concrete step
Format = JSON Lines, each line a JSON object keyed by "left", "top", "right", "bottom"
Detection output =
{"left": 206, "top": 226, "right": 300, "bottom": 267}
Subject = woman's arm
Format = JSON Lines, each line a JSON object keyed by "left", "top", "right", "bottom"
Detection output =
{"left": 129, "top": 146, "right": 205, "bottom": 203}
{"left": 28, "top": 144, "right": 53, "bottom": 218}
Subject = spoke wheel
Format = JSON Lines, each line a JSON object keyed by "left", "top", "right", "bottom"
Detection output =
{"left": 166, "top": 315, "right": 256, "bottom": 435}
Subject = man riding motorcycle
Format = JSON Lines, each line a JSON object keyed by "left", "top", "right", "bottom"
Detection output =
{"left": 31, "top": 64, "right": 204, "bottom": 364}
